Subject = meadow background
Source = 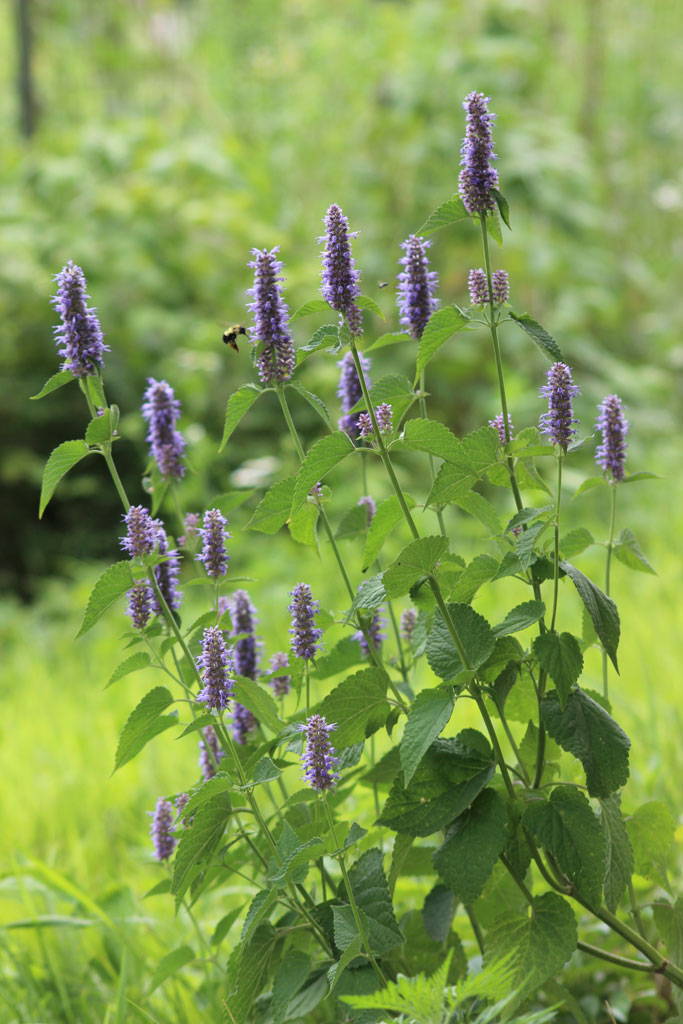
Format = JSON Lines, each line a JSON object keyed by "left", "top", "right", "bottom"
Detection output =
{"left": 1, "top": 0, "right": 682, "bottom": 1020}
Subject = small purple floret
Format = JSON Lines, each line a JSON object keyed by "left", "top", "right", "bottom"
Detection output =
{"left": 489, "top": 412, "right": 513, "bottom": 445}
{"left": 397, "top": 235, "right": 439, "bottom": 340}
{"left": 196, "top": 509, "right": 230, "bottom": 578}
{"left": 468, "top": 268, "right": 489, "bottom": 306}
{"left": 141, "top": 379, "right": 186, "bottom": 479}
{"left": 269, "top": 651, "right": 291, "bottom": 697}
{"left": 596, "top": 394, "right": 628, "bottom": 482}
{"left": 229, "top": 589, "right": 260, "bottom": 680}
{"left": 400, "top": 607, "right": 418, "bottom": 644}
{"left": 491, "top": 270, "right": 509, "bottom": 304}
{"left": 539, "top": 362, "right": 580, "bottom": 450}
{"left": 337, "top": 351, "right": 371, "bottom": 439}
{"left": 127, "top": 583, "right": 152, "bottom": 630}
{"left": 358, "top": 412, "right": 373, "bottom": 438}
{"left": 320, "top": 204, "right": 363, "bottom": 336}
{"left": 51, "top": 261, "right": 109, "bottom": 378}
{"left": 151, "top": 524, "right": 182, "bottom": 615}
{"left": 199, "top": 725, "right": 224, "bottom": 780}
{"left": 247, "top": 246, "right": 295, "bottom": 385}
{"left": 196, "top": 626, "right": 234, "bottom": 711}
{"left": 300, "top": 714, "right": 340, "bottom": 792}
{"left": 289, "top": 582, "right": 323, "bottom": 661}
{"left": 232, "top": 702, "right": 258, "bottom": 745}
{"left": 150, "top": 797, "right": 176, "bottom": 861}
{"left": 376, "top": 402, "right": 393, "bottom": 433}
{"left": 120, "top": 505, "right": 157, "bottom": 558}
{"left": 459, "top": 92, "right": 499, "bottom": 216}
{"left": 358, "top": 495, "right": 376, "bottom": 525}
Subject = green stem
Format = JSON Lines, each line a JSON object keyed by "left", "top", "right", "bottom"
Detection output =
{"left": 576, "top": 941, "right": 655, "bottom": 974}
{"left": 500, "top": 709, "right": 530, "bottom": 785}
{"left": 418, "top": 369, "right": 446, "bottom": 537}
{"left": 550, "top": 453, "right": 563, "bottom": 632}
{"left": 603, "top": 483, "right": 617, "bottom": 699}
{"left": 472, "top": 689, "right": 516, "bottom": 800}
{"left": 465, "top": 906, "right": 485, "bottom": 956}
{"left": 627, "top": 879, "right": 647, "bottom": 940}
{"left": 323, "top": 797, "right": 387, "bottom": 986}
{"left": 305, "top": 660, "right": 310, "bottom": 719}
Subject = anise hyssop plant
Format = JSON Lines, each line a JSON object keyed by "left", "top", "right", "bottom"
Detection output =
{"left": 36, "top": 92, "right": 678, "bottom": 1024}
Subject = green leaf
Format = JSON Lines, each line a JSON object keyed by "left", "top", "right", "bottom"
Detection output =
{"left": 348, "top": 848, "right": 404, "bottom": 954}
{"left": 148, "top": 945, "right": 195, "bottom": 994}
{"left": 344, "top": 573, "right": 386, "bottom": 620}
{"left": 252, "top": 756, "right": 282, "bottom": 785}
{"left": 357, "top": 293, "right": 385, "bottom": 319}
{"left": 31, "top": 369, "right": 76, "bottom": 400}
{"left": 269, "top": 838, "right": 326, "bottom": 888}
{"left": 422, "top": 884, "right": 455, "bottom": 943}
{"left": 418, "top": 194, "right": 470, "bottom": 235}
{"left": 612, "top": 528, "right": 656, "bottom": 574}
{"left": 179, "top": 773, "right": 232, "bottom": 822}
{"left": 347, "top": 373, "right": 416, "bottom": 422}
{"left": 541, "top": 689, "right": 630, "bottom": 798}
{"left": 365, "top": 331, "right": 412, "bottom": 352}
{"left": 288, "top": 500, "right": 319, "bottom": 547}
{"left": 318, "top": 667, "right": 389, "bottom": 748}
{"left": 219, "top": 384, "right": 262, "bottom": 452}
{"left": 383, "top": 535, "right": 448, "bottom": 598}
{"left": 484, "top": 208, "right": 503, "bottom": 245}
{"left": 523, "top": 787, "right": 606, "bottom": 907}
{"left": 621, "top": 471, "right": 662, "bottom": 484}
{"left": 573, "top": 476, "right": 608, "bottom": 499}
{"left": 312, "top": 636, "right": 363, "bottom": 680}
{"left": 113, "top": 687, "right": 176, "bottom": 772}
{"left": 335, "top": 502, "right": 369, "bottom": 540}
{"left": 296, "top": 323, "right": 338, "bottom": 364}
{"left": 452, "top": 491, "right": 503, "bottom": 536}
{"left": 491, "top": 188, "right": 511, "bottom": 229}
{"left": 426, "top": 603, "right": 495, "bottom": 681}
{"left": 106, "top": 652, "right": 151, "bottom": 689}
{"left": 341, "top": 947, "right": 456, "bottom": 1019}
{"left": 456, "top": 425, "right": 500, "bottom": 476}
{"left": 402, "top": 417, "right": 462, "bottom": 463}
{"left": 557, "top": 527, "right": 595, "bottom": 559}
{"left": 172, "top": 793, "right": 231, "bottom": 904}
{"left": 241, "top": 890, "right": 277, "bottom": 942}
{"left": 245, "top": 476, "right": 295, "bottom": 534}
{"left": 652, "top": 899, "right": 683, "bottom": 988}
{"left": 426, "top": 462, "right": 477, "bottom": 507}
{"left": 271, "top": 951, "right": 311, "bottom": 1024}
{"left": 290, "top": 298, "right": 331, "bottom": 322}
{"left": 225, "top": 924, "right": 275, "bottom": 1023}
{"left": 400, "top": 688, "right": 455, "bottom": 786}
{"left": 39, "top": 440, "right": 91, "bottom": 518}
{"left": 560, "top": 561, "right": 620, "bottom": 672}
{"left": 362, "top": 493, "right": 416, "bottom": 570}
{"left": 598, "top": 794, "right": 634, "bottom": 913}
{"left": 77, "top": 561, "right": 135, "bottom": 638}
{"left": 532, "top": 631, "right": 583, "bottom": 707}
{"left": 486, "top": 892, "right": 577, "bottom": 1004}
{"left": 291, "top": 431, "right": 354, "bottom": 515}
{"left": 510, "top": 312, "right": 564, "bottom": 362}
{"left": 493, "top": 600, "right": 546, "bottom": 637}
{"left": 286, "top": 380, "right": 333, "bottom": 430}
{"left": 433, "top": 789, "right": 509, "bottom": 904}
{"left": 211, "top": 907, "right": 242, "bottom": 948}
{"left": 626, "top": 801, "right": 675, "bottom": 888}
{"left": 448, "top": 553, "right": 498, "bottom": 603}
{"left": 233, "top": 678, "right": 282, "bottom": 736}
{"left": 516, "top": 520, "right": 548, "bottom": 570}
{"left": 328, "top": 937, "right": 363, "bottom": 994}
{"left": 85, "top": 409, "right": 112, "bottom": 445}
{"left": 505, "top": 504, "right": 553, "bottom": 533}
{"left": 415, "top": 306, "right": 470, "bottom": 380}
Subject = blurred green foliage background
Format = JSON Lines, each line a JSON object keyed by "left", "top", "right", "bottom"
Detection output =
{"left": 2, "top": 0, "right": 682, "bottom": 595}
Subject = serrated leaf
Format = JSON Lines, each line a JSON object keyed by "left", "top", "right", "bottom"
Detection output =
{"left": 172, "top": 793, "right": 231, "bottom": 903}
{"left": 290, "top": 298, "right": 331, "bottom": 322}
{"left": 268, "top": 838, "right": 325, "bottom": 887}
{"left": 318, "top": 667, "right": 389, "bottom": 748}
{"left": 362, "top": 493, "right": 416, "bottom": 570}
{"left": 291, "top": 432, "right": 354, "bottom": 515}
{"left": 245, "top": 476, "right": 295, "bottom": 534}
{"left": 296, "top": 323, "right": 338, "bottom": 364}
{"left": 516, "top": 520, "right": 548, "bottom": 570}
{"left": 573, "top": 476, "right": 608, "bottom": 498}
{"left": 541, "top": 688, "right": 630, "bottom": 798}
{"left": 347, "top": 373, "right": 415, "bottom": 423}
{"left": 271, "top": 951, "right": 311, "bottom": 1024}
{"left": 242, "top": 889, "right": 277, "bottom": 942}
{"left": 510, "top": 312, "right": 564, "bottom": 362}
{"left": 179, "top": 773, "right": 232, "bottom": 821}
{"left": 357, "top": 293, "right": 385, "bottom": 319}
{"left": 415, "top": 306, "right": 470, "bottom": 380}
{"left": 484, "top": 207, "right": 503, "bottom": 245}
{"left": 286, "top": 380, "right": 333, "bottom": 430}
{"left": 252, "top": 756, "right": 282, "bottom": 785}
{"left": 652, "top": 899, "right": 683, "bottom": 999}
{"left": 426, "top": 602, "right": 495, "bottom": 681}
{"left": 312, "top": 636, "right": 363, "bottom": 679}
{"left": 106, "top": 652, "right": 151, "bottom": 689}
{"left": 113, "top": 686, "right": 176, "bottom": 771}
{"left": 426, "top": 462, "right": 477, "bottom": 507}
{"left": 335, "top": 502, "right": 369, "bottom": 540}
{"left": 39, "top": 440, "right": 91, "bottom": 517}
{"left": 523, "top": 787, "right": 606, "bottom": 907}
{"left": 365, "top": 330, "right": 412, "bottom": 352}
{"left": 211, "top": 906, "right": 242, "bottom": 947}
{"left": 452, "top": 490, "right": 503, "bottom": 536}
{"left": 505, "top": 505, "right": 553, "bottom": 532}
{"left": 626, "top": 802, "right": 675, "bottom": 889}
{"left": 344, "top": 574, "right": 386, "bottom": 620}
{"left": 30, "top": 369, "right": 76, "bottom": 400}
{"left": 433, "top": 789, "right": 509, "bottom": 904}
{"left": 219, "top": 384, "right": 262, "bottom": 452}
{"left": 233, "top": 678, "right": 282, "bottom": 736}
{"left": 383, "top": 535, "right": 448, "bottom": 598}
{"left": 491, "top": 188, "right": 511, "bottom": 229}
{"left": 84, "top": 409, "right": 112, "bottom": 445}
{"left": 598, "top": 795, "right": 634, "bottom": 912}
{"left": 533, "top": 631, "right": 583, "bottom": 707}
{"left": 400, "top": 687, "right": 455, "bottom": 786}
{"left": 486, "top": 892, "right": 577, "bottom": 1004}
{"left": 402, "top": 417, "right": 462, "bottom": 463}
{"left": 558, "top": 527, "right": 594, "bottom": 559}
{"left": 328, "top": 936, "right": 363, "bottom": 994}
{"left": 148, "top": 945, "right": 195, "bottom": 994}
{"left": 348, "top": 848, "right": 404, "bottom": 954}
{"left": 77, "top": 561, "right": 135, "bottom": 637}
{"left": 449, "top": 553, "right": 499, "bottom": 603}
{"left": 492, "top": 600, "right": 546, "bottom": 638}
{"left": 288, "top": 500, "right": 319, "bottom": 547}
{"left": 225, "top": 924, "right": 275, "bottom": 1024}
{"left": 422, "top": 884, "right": 455, "bottom": 943}
{"left": 418, "top": 194, "right": 470, "bottom": 235}
{"left": 560, "top": 561, "right": 620, "bottom": 672}
{"left": 621, "top": 471, "right": 662, "bottom": 484}
{"left": 612, "top": 528, "right": 656, "bottom": 574}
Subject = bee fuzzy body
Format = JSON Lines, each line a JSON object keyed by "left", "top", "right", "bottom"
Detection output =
{"left": 222, "top": 324, "right": 247, "bottom": 351}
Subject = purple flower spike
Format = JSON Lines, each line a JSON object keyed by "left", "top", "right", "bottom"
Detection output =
{"left": 491, "top": 270, "right": 510, "bottom": 304}
{"left": 150, "top": 797, "right": 176, "bottom": 861}
{"left": 468, "top": 268, "right": 489, "bottom": 306}
{"left": 269, "top": 651, "right": 291, "bottom": 697}
{"left": 127, "top": 583, "right": 152, "bottom": 630}
{"left": 358, "top": 495, "right": 376, "bottom": 525}
{"left": 141, "top": 379, "right": 186, "bottom": 480}
{"left": 229, "top": 589, "right": 260, "bottom": 680}
{"left": 358, "top": 412, "right": 373, "bottom": 438}
{"left": 376, "top": 402, "right": 393, "bottom": 433}
{"left": 356, "top": 608, "right": 385, "bottom": 658}
{"left": 400, "top": 607, "right": 418, "bottom": 644}
{"left": 196, "top": 626, "right": 234, "bottom": 711}
{"left": 232, "top": 702, "right": 258, "bottom": 745}
{"left": 397, "top": 235, "right": 439, "bottom": 340}
{"left": 120, "top": 505, "right": 157, "bottom": 558}
{"left": 459, "top": 92, "right": 499, "bottom": 216}
{"left": 337, "top": 351, "right": 371, "bottom": 439}
{"left": 320, "top": 204, "right": 363, "bottom": 336}
{"left": 247, "top": 246, "right": 295, "bottom": 385}
{"left": 151, "top": 525, "right": 182, "bottom": 615}
{"left": 596, "top": 394, "right": 628, "bottom": 482}
{"left": 539, "top": 362, "right": 580, "bottom": 450}
{"left": 199, "top": 725, "right": 224, "bottom": 780}
{"left": 175, "top": 792, "right": 190, "bottom": 818}
{"left": 489, "top": 412, "right": 513, "bottom": 445}
{"left": 300, "top": 714, "right": 340, "bottom": 792}
{"left": 196, "top": 509, "right": 230, "bottom": 578}
{"left": 178, "top": 512, "right": 200, "bottom": 548}
{"left": 51, "top": 261, "right": 109, "bottom": 378}
{"left": 289, "top": 582, "right": 323, "bottom": 661}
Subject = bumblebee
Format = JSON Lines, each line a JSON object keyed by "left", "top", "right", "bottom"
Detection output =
{"left": 222, "top": 324, "right": 247, "bottom": 351}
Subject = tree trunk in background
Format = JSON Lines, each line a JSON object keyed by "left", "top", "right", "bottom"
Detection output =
{"left": 16, "top": 0, "right": 36, "bottom": 137}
